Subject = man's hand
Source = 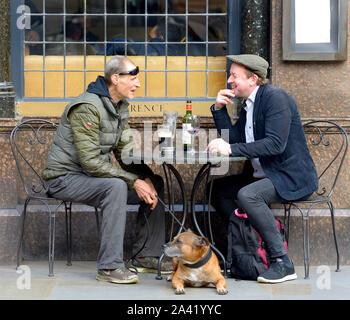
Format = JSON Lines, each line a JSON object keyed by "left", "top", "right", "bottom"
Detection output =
{"left": 133, "top": 178, "right": 158, "bottom": 210}
{"left": 214, "top": 89, "right": 235, "bottom": 110}
{"left": 206, "top": 138, "right": 232, "bottom": 156}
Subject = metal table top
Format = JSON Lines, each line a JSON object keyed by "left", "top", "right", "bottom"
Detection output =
{"left": 123, "top": 151, "right": 246, "bottom": 165}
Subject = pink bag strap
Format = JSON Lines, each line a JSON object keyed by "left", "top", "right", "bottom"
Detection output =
{"left": 234, "top": 208, "right": 248, "bottom": 219}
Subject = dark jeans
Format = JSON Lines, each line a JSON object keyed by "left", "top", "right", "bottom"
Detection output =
{"left": 46, "top": 173, "right": 165, "bottom": 270}
{"left": 210, "top": 173, "right": 287, "bottom": 258}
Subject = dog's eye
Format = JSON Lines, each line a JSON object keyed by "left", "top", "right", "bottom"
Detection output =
{"left": 175, "top": 239, "right": 182, "bottom": 244}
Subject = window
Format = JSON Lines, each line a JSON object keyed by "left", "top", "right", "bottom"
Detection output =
{"left": 12, "top": 0, "right": 240, "bottom": 115}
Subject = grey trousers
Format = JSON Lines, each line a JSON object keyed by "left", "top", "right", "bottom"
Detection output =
{"left": 46, "top": 173, "right": 165, "bottom": 270}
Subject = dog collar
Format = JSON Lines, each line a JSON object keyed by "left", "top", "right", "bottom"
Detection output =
{"left": 183, "top": 248, "right": 212, "bottom": 269}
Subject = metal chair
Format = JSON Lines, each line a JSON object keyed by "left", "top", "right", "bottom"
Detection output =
{"left": 10, "top": 119, "right": 100, "bottom": 277}
{"left": 283, "top": 120, "right": 349, "bottom": 279}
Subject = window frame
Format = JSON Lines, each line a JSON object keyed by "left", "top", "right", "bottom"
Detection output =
{"left": 11, "top": 0, "right": 242, "bottom": 102}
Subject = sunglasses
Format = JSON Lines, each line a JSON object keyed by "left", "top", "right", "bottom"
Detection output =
{"left": 117, "top": 66, "right": 139, "bottom": 76}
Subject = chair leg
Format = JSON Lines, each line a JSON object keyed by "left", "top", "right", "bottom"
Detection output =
{"left": 48, "top": 207, "right": 57, "bottom": 277}
{"left": 283, "top": 203, "right": 291, "bottom": 243}
{"left": 301, "top": 212, "right": 310, "bottom": 279}
{"left": 328, "top": 201, "right": 340, "bottom": 272}
{"left": 94, "top": 207, "right": 100, "bottom": 237}
{"left": 16, "top": 199, "right": 29, "bottom": 269}
{"left": 156, "top": 252, "right": 165, "bottom": 280}
{"left": 65, "top": 202, "right": 72, "bottom": 266}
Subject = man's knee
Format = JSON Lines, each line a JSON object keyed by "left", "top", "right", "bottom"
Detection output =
{"left": 237, "top": 185, "right": 256, "bottom": 207}
{"left": 106, "top": 178, "right": 128, "bottom": 197}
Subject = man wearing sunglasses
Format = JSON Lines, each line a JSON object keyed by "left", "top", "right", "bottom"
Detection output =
{"left": 42, "top": 56, "right": 171, "bottom": 284}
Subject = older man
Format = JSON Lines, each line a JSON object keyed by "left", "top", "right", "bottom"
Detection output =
{"left": 207, "top": 54, "right": 318, "bottom": 283}
{"left": 42, "top": 56, "right": 169, "bottom": 284}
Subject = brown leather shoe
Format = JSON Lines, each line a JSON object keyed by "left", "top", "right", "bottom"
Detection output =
{"left": 96, "top": 267, "right": 138, "bottom": 284}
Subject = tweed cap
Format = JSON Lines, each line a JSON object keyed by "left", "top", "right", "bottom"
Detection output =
{"left": 226, "top": 54, "right": 269, "bottom": 79}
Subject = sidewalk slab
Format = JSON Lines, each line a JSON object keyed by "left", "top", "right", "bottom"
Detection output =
{"left": 0, "top": 260, "right": 349, "bottom": 300}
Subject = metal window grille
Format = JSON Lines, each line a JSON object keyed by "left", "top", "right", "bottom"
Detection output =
{"left": 20, "top": 0, "right": 228, "bottom": 101}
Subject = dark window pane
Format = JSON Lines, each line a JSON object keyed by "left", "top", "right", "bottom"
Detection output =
{"left": 168, "top": 43, "right": 185, "bottom": 56}
{"left": 168, "top": 0, "right": 185, "bottom": 13}
{"left": 45, "top": 15, "right": 63, "bottom": 41}
{"left": 188, "top": 44, "right": 206, "bottom": 56}
{"left": 188, "top": 1, "right": 206, "bottom": 13}
{"left": 45, "top": 0, "right": 63, "bottom": 13}
{"left": 188, "top": 16, "right": 206, "bottom": 42}
{"left": 25, "top": 0, "right": 43, "bottom": 13}
{"left": 86, "top": 1, "right": 104, "bottom": 13}
{"left": 148, "top": 16, "right": 164, "bottom": 40}
{"left": 127, "top": 0, "right": 145, "bottom": 13}
{"left": 107, "top": 0, "right": 125, "bottom": 13}
{"left": 45, "top": 43, "right": 64, "bottom": 55}
{"left": 107, "top": 16, "right": 125, "bottom": 40}
{"left": 167, "top": 16, "right": 186, "bottom": 42}
{"left": 146, "top": 42, "right": 165, "bottom": 56}
{"left": 147, "top": 0, "right": 165, "bottom": 14}
{"left": 25, "top": 43, "right": 43, "bottom": 55}
{"left": 66, "top": 16, "right": 84, "bottom": 42}
{"left": 86, "top": 16, "right": 104, "bottom": 42}
{"left": 104, "top": 40, "right": 127, "bottom": 56}
{"left": 208, "top": 43, "right": 226, "bottom": 57}
{"left": 209, "top": 0, "right": 226, "bottom": 13}
{"left": 65, "top": 43, "right": 85, "bottom": 55}
{"left": 126, "top": 43, "right": 145, "bottom": 55}
{"left": 127, "top": 16, "right": 145, "bottom": 41}
{"left": 208, "top": 16, "right": 226, "bottom": 41}
{"left": 66, "top": 0, "right": 84, "bottom": 14}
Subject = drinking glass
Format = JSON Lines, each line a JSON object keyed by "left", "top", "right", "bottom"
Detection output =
{"left": 185, "top": 115, "right": 200, "bottom": 153}
{"left": 157, "top": 124, "right": 174, "bottom": 157}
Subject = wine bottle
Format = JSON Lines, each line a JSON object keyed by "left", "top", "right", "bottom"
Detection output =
{"left": 182, "top": 100, "right": 194, "bottom": 152}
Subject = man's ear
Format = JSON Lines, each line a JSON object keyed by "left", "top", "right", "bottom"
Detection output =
{"left": 111, "top": 73, "right": 119, "bottom": 85}
{"left": 249, "top": 73, "right": 258, "bottom": 86}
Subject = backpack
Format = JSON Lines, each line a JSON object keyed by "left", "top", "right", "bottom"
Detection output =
{"left": 226, "top": 208, "right": 288, "bottom": 280}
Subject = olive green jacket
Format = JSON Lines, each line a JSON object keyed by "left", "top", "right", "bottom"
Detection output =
{"left": 42, "top": 91, "right": 151, "bottom": 189}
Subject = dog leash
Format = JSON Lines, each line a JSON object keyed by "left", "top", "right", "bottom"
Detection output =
{"left": 157, "top": 195, "right": 227, "bottom": 277}
{"left": 157, "top": 196, "right": 187, "bottom": 232}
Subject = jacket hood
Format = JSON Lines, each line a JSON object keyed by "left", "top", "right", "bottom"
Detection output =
{"left": 87, "top": 76, "right": 111, "bottom": 99}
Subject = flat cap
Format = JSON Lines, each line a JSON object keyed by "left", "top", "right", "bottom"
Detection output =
{"left": 226, "top": 54, "right": 269, "bottom": 79}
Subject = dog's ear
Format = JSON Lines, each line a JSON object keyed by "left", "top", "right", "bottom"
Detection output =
{"left": 194, "top": 236, "right": 209, "bottom": 247}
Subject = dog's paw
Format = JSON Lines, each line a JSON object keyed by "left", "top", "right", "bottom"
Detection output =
{"left": 217, "top": 287, "right": 228, "bottom": 295}
{"left": 175, "top": 288, "right": 185, "bottom": 295}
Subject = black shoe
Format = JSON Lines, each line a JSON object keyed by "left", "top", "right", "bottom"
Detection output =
{"left": 257, "top": 258, "right": 297, "bottom": 284}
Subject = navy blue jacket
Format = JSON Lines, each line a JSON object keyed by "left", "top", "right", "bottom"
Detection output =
{"left": 211, "top": 83, "right": 318, "bottom": 201}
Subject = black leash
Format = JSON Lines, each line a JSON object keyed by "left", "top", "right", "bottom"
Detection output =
{"left": 126, "top": 196, "right": 186, "bottom": 273}
{"left": 156, "top": 196, "right": 187, "bottom": 232}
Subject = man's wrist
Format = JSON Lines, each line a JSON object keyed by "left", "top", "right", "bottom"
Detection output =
{"left": 214, "top": 103, "right": 224, "bottom": 110}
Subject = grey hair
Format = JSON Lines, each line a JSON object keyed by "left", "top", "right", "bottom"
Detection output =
{"left": 104, "top": 56, "right": 134, "bottom": 85}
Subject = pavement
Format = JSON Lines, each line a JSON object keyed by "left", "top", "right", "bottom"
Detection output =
{"left": 0, "top": 260, "right": 349, "bottom": 301}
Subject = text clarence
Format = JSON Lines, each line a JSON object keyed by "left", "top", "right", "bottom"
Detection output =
{"left": 129, "top": 104, "right": 164, "bottom": 113}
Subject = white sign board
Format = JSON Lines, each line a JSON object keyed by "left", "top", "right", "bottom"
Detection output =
{"left": 295, "top": 0, "right": 331, "bottom": 43}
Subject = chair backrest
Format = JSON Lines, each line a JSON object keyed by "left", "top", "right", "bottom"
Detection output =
{"left": 303, "top": 120, "right": 348, "bottom": 199}
{"left": 10, "top": 119, "right": 57, "bottom": 199}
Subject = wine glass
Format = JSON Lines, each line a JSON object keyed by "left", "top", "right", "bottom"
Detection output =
{"left": 186, "top": 115, "right": 200, "bottom": 153}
